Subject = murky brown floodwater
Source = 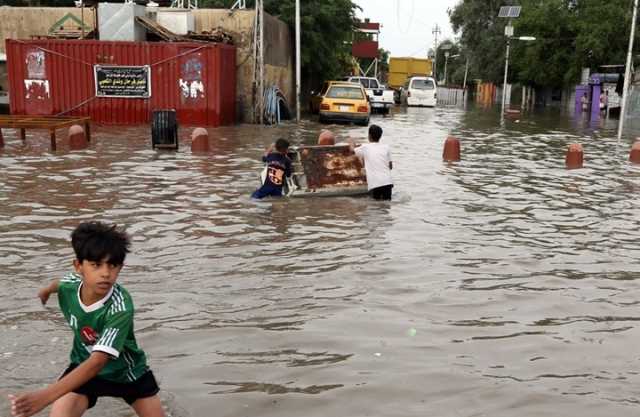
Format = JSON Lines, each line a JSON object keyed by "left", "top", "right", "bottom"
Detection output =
{"left": 2, "top": 104, "right": 640, "bottom": 417}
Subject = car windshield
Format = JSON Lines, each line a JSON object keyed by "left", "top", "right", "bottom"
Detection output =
{"left": 326, "top": 86, "right": 364, "bottom": 99}
{"left": 411, "top": 79, "right": 435, "bottom": 90}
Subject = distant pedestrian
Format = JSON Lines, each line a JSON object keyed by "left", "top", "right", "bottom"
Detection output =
{"left": 251, "top": 138, "right": 292, "bottom": 199}
{"left": 600, "top": 90, "right": 609, "bottom": 113}
{"left": 349, "top": 124, "right": 393, "bottom": 201}
{"left": 581, "top": 92, "right": 589, "bottom": 112}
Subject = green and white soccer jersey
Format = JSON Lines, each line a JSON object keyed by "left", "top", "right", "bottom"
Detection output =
{"left": 57, "top": 272, "right": 149, "bottom": 383}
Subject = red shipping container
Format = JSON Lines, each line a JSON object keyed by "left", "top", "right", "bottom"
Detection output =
{"left": 6, "top": 39, "right": 236, "bottom": 126}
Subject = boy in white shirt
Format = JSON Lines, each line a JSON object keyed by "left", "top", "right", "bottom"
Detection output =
{"left": 349, "top": 124, "right": 393, "bottom": 200}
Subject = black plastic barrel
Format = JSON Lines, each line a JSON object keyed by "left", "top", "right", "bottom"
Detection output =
{"left": 151, "top": 109, "right": 178, "bottom": 150}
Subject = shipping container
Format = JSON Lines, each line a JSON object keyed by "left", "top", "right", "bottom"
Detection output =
{"left": 388, "top": 57, "right": 432, "bottom": 90}
{"left": 6, "top": 39, "right": 236, "bottom": 126}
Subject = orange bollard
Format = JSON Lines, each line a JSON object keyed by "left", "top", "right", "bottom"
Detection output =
{"left": 318, "top": 129, "right": 335, "bottom": 146}
{"left": 629, "top": 141, "right": 640, "bottom": 164}
{"left": 191, "top": 128, "right": 210, "bottom": 152}
{"left": 443, "top": 136, "right": 461, "bottom": 162}
{"left": 565, "top": 143, "right": 584, "bottom": 169}
{"left": 68, "top": 125, "right": 88, "bottom": 150}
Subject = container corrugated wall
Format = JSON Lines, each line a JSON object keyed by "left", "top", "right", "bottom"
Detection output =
{"left": 6, "top": 39, "right": 236, "bottom": 126}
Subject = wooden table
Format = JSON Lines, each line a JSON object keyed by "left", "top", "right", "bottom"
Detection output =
{"left": 0, "top": 115, "right": 91, "bottom": 151}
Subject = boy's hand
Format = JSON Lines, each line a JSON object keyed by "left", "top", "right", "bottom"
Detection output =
{"left": 9, "top": 391, "right": 51, "bottom": 417}
{"left": 37, "top": 287, "right": 51, "bottom": 305}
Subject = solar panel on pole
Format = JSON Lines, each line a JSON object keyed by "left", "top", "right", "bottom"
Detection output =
{"left": 498, "top": 6, "right": 521, "bottom": 18}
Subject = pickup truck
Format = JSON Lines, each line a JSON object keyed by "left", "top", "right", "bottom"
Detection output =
{"left": 341, "top": 76, "right": 394, "bottom": 114}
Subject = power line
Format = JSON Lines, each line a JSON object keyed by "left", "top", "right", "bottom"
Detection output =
{"left": 395, "top": 0, "right": 415, "bottom": 34}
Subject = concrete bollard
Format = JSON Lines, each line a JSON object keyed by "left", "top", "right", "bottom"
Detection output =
{"left": 0, "top": 128, "right": 4, "bottom": 148}
{"left": 191, "top": 128, "right": 210, "bottom": 152}
{"left": 318, "top": 129, "right": 336, "bottom": 146}
{"left": 443, "top": 136, "right": 461, "bottom": 162}
{"left": 629, "top": 141, "right": 640, "bottom": 164}
{"left": 565, "top": 143, "right": 584, "bottom": 169}
{"left": 68, "top": 125, "right": 88, "bottom": 150}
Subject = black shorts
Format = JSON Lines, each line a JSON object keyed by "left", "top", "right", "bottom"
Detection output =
{"left": 370, "top": 184, "right": 393, "bottom": 200}
{"left": 60, "top": 364, "right": 160, "bottom": 409}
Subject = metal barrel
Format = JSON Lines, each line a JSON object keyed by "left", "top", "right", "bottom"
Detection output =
{"left": 151, "top": 109, "right": 178, "bottom": 150}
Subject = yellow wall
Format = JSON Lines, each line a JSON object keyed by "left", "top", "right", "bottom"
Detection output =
{"left": 0, "top": 7, "right": 96, "bottom": 53}
{"left": 192, "top": 9, "right": 294, "bottom": 122}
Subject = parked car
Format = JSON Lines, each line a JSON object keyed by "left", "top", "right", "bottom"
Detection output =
{"left": 310, "top": 81, "right": 341, "bottom": 114}
{"left": 401, "top": 76, "right": 437, "bottom": 107}
{"left": 318, "top": 82, "right": 370, "bottom": 126}
{"left": 342, "top": 76, "right": 394, "bottom": 114}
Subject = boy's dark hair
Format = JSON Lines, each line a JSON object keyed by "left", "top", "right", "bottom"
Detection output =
{"left": 275, "top": 138, "right": 290, "bottom": 152}
{"left": 71, "top": 221, "right": 130, "bottom": 265}
{"left": 369, "top": 124, "right": 383, "bottom": 142}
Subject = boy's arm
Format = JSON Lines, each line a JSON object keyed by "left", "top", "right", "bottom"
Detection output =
{"left": 263, "top": 143, "right": 275, "bottom": 160}
{"left": 37, "top": 280, "right": 59, "bottom": 305}
{"left": 347, "top": 139, "right": 358, "bottom": 153}
{"left": 9, "top": 352, "right": 109, "bottom": 417}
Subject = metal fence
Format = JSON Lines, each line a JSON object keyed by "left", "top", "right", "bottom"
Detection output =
{"left": 437, "top": 87, "right": 467, "bottom": 106}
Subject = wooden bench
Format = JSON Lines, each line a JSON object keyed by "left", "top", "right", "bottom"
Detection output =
{"left": 0, "top": 115, "right": 91, "bottom": 151}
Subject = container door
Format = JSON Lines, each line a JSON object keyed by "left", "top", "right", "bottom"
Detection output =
{"left": 177, "top": 49, "right": 208, "bottom": 125}
{"left": 23, "top": 48, "right": 53, "bottom": 115}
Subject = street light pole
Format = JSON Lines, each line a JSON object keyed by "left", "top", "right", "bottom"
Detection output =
{"left": 432, "top": 24, "right": 441, "bottom": 78}
{"left": 501, "top": 36, "right": 511, "bottom": 125}
{"left": 617, "top": 0, "right": 639, "bottom": 143}
{"left": 295, "top": 0, "right": 301, "bottom": 122}
{"left": 463, "top": 57, "right": 469, "bottom": 94}
{"left": 444, "top": 52, "right": 449, "bottom": 85}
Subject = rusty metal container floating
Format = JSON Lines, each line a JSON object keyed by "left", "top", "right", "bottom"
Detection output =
{"left": 6, "top": 39, "right": 236, "bottom": 126}
{"left": 286, "top": 145, "right": 368, "bottom": 197}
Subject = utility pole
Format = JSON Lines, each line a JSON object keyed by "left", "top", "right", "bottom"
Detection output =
{"left": 432, "top": 24, "right": 441, "bottom": 79}
{"left": 253, "top": 0, "right": 265, "bottom": 124}
{"left": 501, "top": 31, "right": 511, "bottom": 126}
{"left": 617, "top": 0, "right": 639, "bottom": 143}
{"left": 295, "top": 0, "right": 301, "bottom": 122}
{"left": 462, "top": 58, "right": 469, "bottom": 91}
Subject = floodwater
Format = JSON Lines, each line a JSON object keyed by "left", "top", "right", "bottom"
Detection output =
{"left": 2, "top": 104, "right": 640, "bottom": 417}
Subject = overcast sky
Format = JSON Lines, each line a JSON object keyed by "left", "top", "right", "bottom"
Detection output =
{"left": 353, "top": 0, "right": 461, "bottom": 57}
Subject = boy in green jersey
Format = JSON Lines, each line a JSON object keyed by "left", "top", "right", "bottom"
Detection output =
{"left": 9, "top": 221, "right": 165, "bottom": 417}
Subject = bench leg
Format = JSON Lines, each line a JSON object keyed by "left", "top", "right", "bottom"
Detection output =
{"left": 20, "top": 128, "right": 26, "bottom": 141}
{"left": 50, "top": 129, "right": 56, "bottom": 151}
{"left": 85, "top": 122, "right": 91, "bottom": 142}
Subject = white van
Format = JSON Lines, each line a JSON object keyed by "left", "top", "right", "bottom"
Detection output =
{"left": 401, "top": 76, "right": 437, "bottom": 107}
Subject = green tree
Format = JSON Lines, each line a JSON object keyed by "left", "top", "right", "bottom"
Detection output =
{"left": 435, "top": 39, "right": 464, "bottom": 85}
{"left": 450, "top": 0, "right": 639, "bottom": 89}
{"left": 449, "top": 0, "right": 512, "bottom": 84}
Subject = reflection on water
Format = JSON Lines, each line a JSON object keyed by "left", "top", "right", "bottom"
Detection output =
{"left": 2, "top": 104, "right": 640, "bottom": 416}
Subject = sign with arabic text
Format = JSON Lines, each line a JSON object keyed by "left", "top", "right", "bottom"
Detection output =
{"left": 94, "top": 65, "right": 151, "bottom": 98}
